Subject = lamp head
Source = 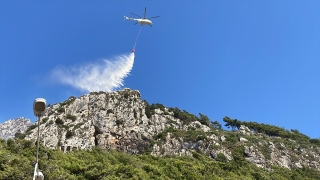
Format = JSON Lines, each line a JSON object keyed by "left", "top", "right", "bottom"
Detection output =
{"left": 33, "top": 98, "right": 46, "bottom": 117}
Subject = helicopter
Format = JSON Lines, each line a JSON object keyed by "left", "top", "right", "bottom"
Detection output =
{"left": 124, "top": 7, "right": 159, "bottom": 27}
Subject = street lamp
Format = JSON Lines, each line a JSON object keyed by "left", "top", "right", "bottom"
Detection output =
{"left": 33, "top": 98, "right": 46, "bottom": 180}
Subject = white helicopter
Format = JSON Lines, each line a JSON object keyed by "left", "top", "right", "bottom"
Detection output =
{"left": 124, "top": 7, "right": 159, "bottom": 27}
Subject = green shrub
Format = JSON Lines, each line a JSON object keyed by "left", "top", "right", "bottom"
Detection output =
{"left": 123, "top": 92, "right": 130, "bottom": 99}
{"left": 14, "top": 132, "right": 25, "bottom": 139}
{"left": 168, "top": 107, "right": 198, "bottom": 125}
{"left": 199, "top": 113, "right": 210, "bottom": 126}
{"left": 25, "top": 124, "right": 37, "bottom": 135}
{"left": 66, "top": 130, "right": 74, "bottom": 139}
{"left": 216, "top": 153, "right": 228, "bottom": 162}
{"left": 154, "top": 127, "right": 208, "bottom": 142}
{"left": 57, "top": 107, "right": 65, "bottom": 113}
{"left": 66, "top": 114, "right": 77, "bottom": 121}
{"left": 223, "top": 116, "right": 311, "bottom": 142}
{"left": 116, "top": 119, "right": 124, "bottom": 126}
{"left": 310, "top": 138, "right": 320, "bottom": 146}
{"left": 167, "top": 119, "right": 177, "bottom": 125}
{"left": 144, "top": 101, "right": 167, "bottom": 119}
{"left": 48, "top": 110, "right": 55, "bottom": 116}
{"left": 133, "top": 109, "right": 137, "bottom": 118}
{"left": 55, "top": 118, "right": 64, "bottom": 125}
{"left": 188, "top": 126, "right": 196, "bottom": 131}
{"left": 74, "top": 123, "right": 84, "bottom": 130}
{"left": 60, "top": 96, "right": 76, "bottom": 106}
{"left": 41, "top": 117, "right": 49, "bottom": 124}
{"left": 259, "top": 144, "right": 271, "bottom": 160}
{"left": 0, "top": 140, "right": 319, "bottom": 179}
{"left": 224, "top": 132, "right": 238, "bottom": 144}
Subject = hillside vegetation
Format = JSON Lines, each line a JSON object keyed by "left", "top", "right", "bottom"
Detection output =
{"left": 1, "top": 89, "right": 319, "bottom": 179}
{"left": 1, "top": 138, "right": 320, "bottom": 180}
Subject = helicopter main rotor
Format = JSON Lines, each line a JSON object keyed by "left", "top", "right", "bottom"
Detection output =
{"left": 130, "top": 7, "right": 159, "bottom": 19}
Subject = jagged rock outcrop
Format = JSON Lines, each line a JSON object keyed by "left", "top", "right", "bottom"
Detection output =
{"left": 244, "top": 145, "right": 267, "bottom": 168}
{"left": 0, "top": 117, "right": 32, "bottom": 139}
{"left": 23, "top": 88, "right": 320, "bottom": 171}
{"left": 239, "top": 125, "right": 253, "bottom": 136}
{"left": 25, "top": 89, "right": 211, "bottom": 153}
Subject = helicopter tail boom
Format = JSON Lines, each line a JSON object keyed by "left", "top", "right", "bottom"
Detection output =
{"left": 124, "top": 16, "right": 133, "bottom": 21}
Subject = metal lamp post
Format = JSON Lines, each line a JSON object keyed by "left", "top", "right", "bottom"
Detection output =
{"left": 33, "top": 98, "right": 46, "bottom": 180}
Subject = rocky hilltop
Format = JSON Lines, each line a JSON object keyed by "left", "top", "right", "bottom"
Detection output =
{"left": 0, "top": 117, "right": 32, "bottom": 139}
{"left": 23, "top": 88, "right": 320, "bottom": 171}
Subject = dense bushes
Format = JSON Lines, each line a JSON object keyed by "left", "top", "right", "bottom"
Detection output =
{"left": 216, "top": 153, "right": 228, "bottom": 162}
{"left": 199, "top": 113, "right": 210, "bottom": 126}
{"left": 143, "top": 100, "right": 212, "bottom": 127}
{"left": 25, "top": 124, "right": 37, "bottom": 135}
{"left": 154, "top": 127, "right": 208, "bottom": 142}
{"left": 168, "top": 107, "right": 198, "bottom": 125}
{"left": 223, "top": 116, "right": 315, "bottom": 144}
{"left": 310, "top": 138, "right": 320, "bottom": 146}
{"left": 57, "top": 107, "right": 65, "bottom": 113}
{"left": 60, "top": 96, "right": 76, "bottom": 106}
{"left": 144, "top": 101, "right": 166, "bottom": 119}
{"left": 41, "top": 117, "right": 49, "bottom": 124}
{"left": 66, "top": 114, "right": 77, "bottom": 121}
{"left": 0, "top": 139, "right": 319, "bottom": 179}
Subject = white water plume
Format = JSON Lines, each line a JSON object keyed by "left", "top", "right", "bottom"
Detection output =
{"left": 52, "top": 53, "right": 135, "bottom": 92}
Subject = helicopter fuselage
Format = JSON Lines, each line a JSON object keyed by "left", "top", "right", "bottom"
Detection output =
{"left": 136, "top": 18, "right": 152, "bottom": 25}
{"left": 124, "top": 16, "right": 152, "bottom": 26}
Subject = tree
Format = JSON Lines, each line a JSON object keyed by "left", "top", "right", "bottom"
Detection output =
{"left": 223, "top": 117, "right": 240, "bottom": 130}
{"left": 199, "top": 113, "right": 210, "bottom": 126}
{"left": 223, "top": 116, "right": 235, "bottom": 130}
{"left": 291, "top": 129, "right": 300, "bottom": 134}
{"left": 14, "top": 131, "right": 25, "bottom": 139}
{"left": 211, "top": 120, "right": 222, "bottom": 129}
{"left": 233, "top": 119, "right": 241, "bottom": 130}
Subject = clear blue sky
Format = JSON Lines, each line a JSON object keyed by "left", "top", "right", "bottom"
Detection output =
{"left": 1, "top": 1, "right": 319, "bottom": 138}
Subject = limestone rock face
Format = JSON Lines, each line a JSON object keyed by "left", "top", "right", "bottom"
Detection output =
{"left": 239, "top": 125, "right": 252, "bottom": 136}
{"left": 26, "top": 89, "right": 148, "bottom": 152}
{"left": 21, "top": 89, "right": 320, "bottom": 171}
{"left": 240, "top": 137, "right": 248, "bottom": 142}
{"left": 0, "top": 117, "right": 32, "bottom": 139}
{"left": 220, "top": 135, "right": 226, "bottom": 142}
{"left": 244, "top": 145, "right": 267, "bottom": 168}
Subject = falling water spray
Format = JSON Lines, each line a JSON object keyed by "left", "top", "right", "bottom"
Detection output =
{"left": 52, "top": 53, "right": 135, "bottom": 92}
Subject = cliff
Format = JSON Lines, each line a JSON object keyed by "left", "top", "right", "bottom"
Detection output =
{"left": 10, "top": 88, "right": 318, "bottom": 171}
{"left": 0, "top": 117, "right": 32, "bottom": 139}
